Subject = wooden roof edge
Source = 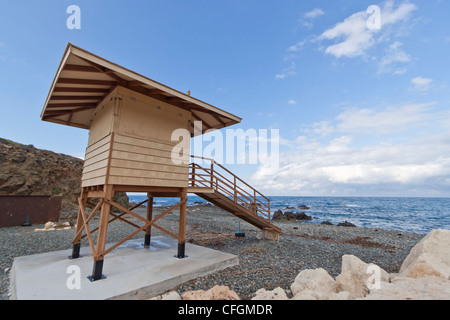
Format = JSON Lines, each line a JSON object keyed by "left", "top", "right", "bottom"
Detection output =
{"left": 41, "top": 43, "right": 242, "bottom": 130}
{"left": 68, "top": 43, "right": 242, "bottom": 124}
{"left": 40, "top": 42, "right": 74, "bottom": 120}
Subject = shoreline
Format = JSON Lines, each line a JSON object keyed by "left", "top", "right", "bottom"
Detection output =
{"left": 129, "top": 196, "right": 449, "bottom": 235}
{"left": 0, "top": 204, "right": 424, "bottom": 300}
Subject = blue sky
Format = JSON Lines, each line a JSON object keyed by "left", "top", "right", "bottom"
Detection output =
{"left": 1, "top": 1, "right": 449, "bottom": 197}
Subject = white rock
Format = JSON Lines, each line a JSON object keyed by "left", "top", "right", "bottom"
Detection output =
{"left": 399, "top": 229, "right": 450, "bottom": 279}
{"left": 362, "top": 276, "right": 450, "bottom": 300}
{"left": 291, "top": 289, "right": 353, "bottom": 300}
{"left": 44, "top": 222, "right": 56, "bottom": 230}
{"left": 291, "top": 289, "right": 324, "bottom": 300}
{"left": 335, "top": 255, "right": 390, "bottom": 299}
{"left": 161, "top": 291, "right": 182, "bottom": 300}
{"left": 290, "top": 268, "right": 338, "bottom": 297}
{"left": 328, "top": 291, "right": 354, "bottom": 300}
{"left": 181, "top": 285, "right": 241, "bottom": 300}
{"left": 251, "top": 287, "right": 288, "bottom": 300}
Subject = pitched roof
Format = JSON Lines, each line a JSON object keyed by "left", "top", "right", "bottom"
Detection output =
{"left": 41, "top": 43, "right": 241, "bottom": 135}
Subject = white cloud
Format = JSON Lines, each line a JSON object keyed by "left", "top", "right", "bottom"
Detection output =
{"left": 381, "top": 1, "right": 417, "bottom": 26}
{"left": 280, "top": 1, "right": 418, "bottom": 78}
{"left": 275, "top": 62, "right": 296, "bottom": 80}
{"left": 251, "top": 102, "right": 450, "bottom": 196}
{"left": 317, "top": 1, "right": 417, "bottom": 59}
{"left": 318, "top": 11, "right": 372, "bottom": 58}
{"left": 302, "top": 103, "right": 434, "bottom": 136}
{"left": 288, "top": 99, "right": 296, "bottom": 105}
{"left": 335, "top": 103, "right": 434, "bottom": 134}
{"left": 411, "top": 76, "right": 433, "bottom": 91}
{"left": 300, "top": 8, "right": 325, "bottom": 29}
{"left": 304, "top": 120, "right": 335, "bottom": 136}
{"left": 378, "top": 41, "right": 411, "bottom": 74}
{"left": 287, "top": 40, "right": 307, "bottom": 52}
{"left": 251, "top": 132, "right": 450, "bottom": 196}
{"left": 304, "top": 8, "right": 325, "bottom": 19}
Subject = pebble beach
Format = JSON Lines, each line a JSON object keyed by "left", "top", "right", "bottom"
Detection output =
{"left": 0, "top": 204, "right": 424, "bottom": 300}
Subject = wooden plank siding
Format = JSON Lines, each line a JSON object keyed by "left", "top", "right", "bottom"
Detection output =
{"left": 81, "top": 134, "right": 112, "bottom": 187}
{"left": 108, "top": 133, "right": 189, "bottom": 187}
{"left": 81, "top": 86, "right": 191, "bottom": 188}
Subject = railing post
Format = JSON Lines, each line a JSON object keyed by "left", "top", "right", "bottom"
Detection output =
{"left": 268, "top": 199, "right": 271, "bottom": 221}
{"left": 234, "top": 176, "right": 237, "bottom": 203}
{"left": 254, "top": 189, "right": 256, "bottom": 214}
{"left": 191, "top": 165, "right": 195, "bottom": 187}
{"left": 210, "top": 161, "right": 214, "bottom": 189}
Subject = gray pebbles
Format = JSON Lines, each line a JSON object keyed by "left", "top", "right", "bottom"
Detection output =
{"left": 0, "top": 205, "right": 424, "bottom": 300}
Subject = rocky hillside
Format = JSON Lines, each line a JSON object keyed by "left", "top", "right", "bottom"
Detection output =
{"left": 0, "top": 137, "right": 128, "bottom": 211}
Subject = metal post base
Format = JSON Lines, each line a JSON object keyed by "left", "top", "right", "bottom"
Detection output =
{"left": 88, "top": 259, "right": 106, "bottom": 281}
{"left": 175, "top": 243, "right": 187, "bottom": 259}
{"left": 69, "top": 243, "right": 81, "bottom": 259}
{"left": 144, "top": 234, "right": 151, "bottom": 247}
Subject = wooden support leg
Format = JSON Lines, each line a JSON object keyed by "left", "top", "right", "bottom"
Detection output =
{"left": 70, "top": 188, "right": 88, "bottom": 259}
{"left": 176, "top": 188, "right": 188, "bottom": 259}
{"left": 144, "top": 194, "right": 154, "bottom": 247}
{"left": 89, "top": 185, "right": 114, "bottom": 281}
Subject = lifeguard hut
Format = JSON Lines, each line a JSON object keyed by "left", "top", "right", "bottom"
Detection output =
{"left": 40, "top": 43, "right": 280, "bottom": 281}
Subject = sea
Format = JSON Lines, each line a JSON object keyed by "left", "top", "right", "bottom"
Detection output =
{"left": 128, "top": 195, "right": 450, "bottom": 235}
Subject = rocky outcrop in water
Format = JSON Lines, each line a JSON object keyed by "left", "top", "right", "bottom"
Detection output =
{"left": 272, "top": 209, "right": 312, "bottom": 221}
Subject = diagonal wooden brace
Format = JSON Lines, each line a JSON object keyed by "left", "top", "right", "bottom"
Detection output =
{"left": 77, "top": 197, "right": 97, "bottom": 257}
{"left": 72, "top": 199, "right": 104, "bottom": 243}
{"left": 99, "top": 198, "right": 187, "bottom": 257}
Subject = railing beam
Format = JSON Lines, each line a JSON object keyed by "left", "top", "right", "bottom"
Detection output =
{"left": 189, "top": 155, "right": 271, "bottom": 221}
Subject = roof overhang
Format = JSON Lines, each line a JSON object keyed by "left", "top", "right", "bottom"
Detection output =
{"left": 41, "top": 43, "right": 241, "bottom": 135}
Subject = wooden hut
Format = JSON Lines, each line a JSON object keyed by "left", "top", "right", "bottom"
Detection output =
{"left": 41, "top": 43, "right": 280, "bottom": 281}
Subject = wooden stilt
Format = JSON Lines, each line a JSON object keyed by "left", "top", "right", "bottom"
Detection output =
{"left": 90, "top": 185, "right": 114, "bottom": 281}
{"left": 177, "top": 188, "right": 188, "bottom": 258}
{"left": 70, "top": 185, "right": 193, "bottom": 282}
{"left": 144, "top": 193, "right": 153, "bottom": 247}
{"left": 70, "top": 188, "right": 88, "bottom": 259}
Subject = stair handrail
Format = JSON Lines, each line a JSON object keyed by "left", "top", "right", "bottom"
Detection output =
{"left": 189, "top": 155, "right": 271, "bottom": 220}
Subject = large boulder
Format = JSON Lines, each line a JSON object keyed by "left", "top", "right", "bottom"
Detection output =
{"left": 291, "top": 289, "right": 352, "bottom": 300}
{"left": 181, "top": 285, "right": 241, "bottom": 300}
{"left": 272, "top": 210, "right": 312, "bottom": 221}
{"left": 290, "top": 289, "right": 324, "bottom": 300}
{"left": 272, "top": 210, "right": 283, "bottom": 220}
{"left": 337, "top": 221, "right": 356, "bottom": 227}
{"left": 296, "top": 212, "right": 312, "bottom": 221}
{"left": 251, "top": 287, "right": 289, "bottom": 300}
{"left": 399, "top": 229, "right": 450, "bottom": 279}
{"left": 290, "top": 268, "right": 338, "bottom": 297}
{"left": 362, "top": 276, "right": 450, "bottom": 300}
{"left": 335, "top": 255, "right": 390, "bottom": 298}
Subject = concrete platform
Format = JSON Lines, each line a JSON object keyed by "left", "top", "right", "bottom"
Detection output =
{"left": 10, "top": 236, "right": 239, "bottom": 300}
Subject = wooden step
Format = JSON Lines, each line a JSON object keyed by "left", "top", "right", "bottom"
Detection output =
{"left": 195, "top": 190, "right": 281, "bottom": 237}
{"left": 189, "top": 156, "right": 280, "bottom": 240}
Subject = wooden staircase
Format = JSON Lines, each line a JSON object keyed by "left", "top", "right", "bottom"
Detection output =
{"left": 188, "top": 156, "right": 281, "bottom": 240}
